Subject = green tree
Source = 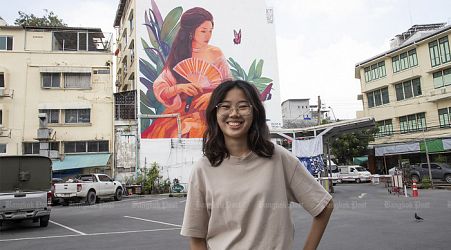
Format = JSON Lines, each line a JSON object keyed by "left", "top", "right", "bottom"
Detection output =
{"left": 330, "top": 129, "right": 376, "bottom": 165}
{"left": 14, "top": 9, "right": 66, "bottom": 27}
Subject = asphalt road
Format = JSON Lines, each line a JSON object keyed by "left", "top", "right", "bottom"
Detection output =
{"left": 1, "top": 183, "right": 450, "bottom": 250}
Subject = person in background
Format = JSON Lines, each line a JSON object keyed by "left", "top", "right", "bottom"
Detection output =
{"left": 181, "top": 80, "right": 334, "bottom": 250}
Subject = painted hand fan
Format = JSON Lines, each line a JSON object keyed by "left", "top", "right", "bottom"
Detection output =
{"left": 173, "top": 57, "right": 222, "bottom": 90}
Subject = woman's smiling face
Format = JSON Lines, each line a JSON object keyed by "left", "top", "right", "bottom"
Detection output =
{"left": 216, "top": 88, "right": 253, "bottom": 143}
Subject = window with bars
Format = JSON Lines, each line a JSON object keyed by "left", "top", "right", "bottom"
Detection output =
{"left": 367, "top": 87, "right": 389, "bottom": 108}
{"left": 64, "top": 140, "right": 109, "bottom": 153}
{"left": 0, "top": 72, "right": 4, "bottom": 88}
{"left": 375, "top": 119, "right": 394, "bottom": 138}
{"left": 114, "top": 90, "right": 136, "bottom": 120}
{"left": 42, "top": 73, "right": 61, "bottom": 88}
{"left": 399, "top": 112, "right": 426, "bottom": 133}
{"left": 395, "top": 78, "right": 422, "bottom": 101}
{"left": 429, "top": 36, "right": 451, "bottom": 67}
{"left": 65, "top": 109, "right": 90, "bottom": 124}
{"left": 438, "top": 107, "right": 451, "bottom": 128}
{"left": 364, "top": 61, "right": 386, "bottom": 82}
{"left": 392, "top": 49, "right": 418, "bottom": 73}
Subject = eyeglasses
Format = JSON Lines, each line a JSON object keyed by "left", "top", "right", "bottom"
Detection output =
{"left": 216, "top": 102, "right": 253, "bottom": 116}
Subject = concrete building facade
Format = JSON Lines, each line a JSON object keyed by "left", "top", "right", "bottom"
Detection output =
{"left": 0, "top": 24, "right": 114, "bottom": 177}
{"left": 355, "top": 23, "right": 451, "bottom": 172}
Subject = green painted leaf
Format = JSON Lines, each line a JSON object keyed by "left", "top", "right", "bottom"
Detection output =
{"left": 141, "top": 118, "right": 152, "bottom": 134}
{"left": 141, "top": 38, "right": 164, "bottom": 70}
{"left": 164, "top": 21, "right": 180, "bottom": 46}
{"left": 247, "top": 59, "right": 257, "bottom": 81}
{"left": 161, "top": 7, "right": 183, "bottom": 43}
{"left": 140, "top": 102, "right": 155, "bottom": 115}
{"left": 144, "top": 11, "right": 159, "bottom": 48}
{"left": 250, "top": 82, "right": 267, "bottom": 92}
{"left": 252, "top": 77, "right": 273, "bottom": 84}
{"left": 255, "top": 59, "right": 263, "bottom": 78}
{"left": 140, "top": 90, "right": 152, "bottom": 108}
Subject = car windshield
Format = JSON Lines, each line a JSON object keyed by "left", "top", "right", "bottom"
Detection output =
{"left": 356, "top": 167, "right": 367, "bottom": 172}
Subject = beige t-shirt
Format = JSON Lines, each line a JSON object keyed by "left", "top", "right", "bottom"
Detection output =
{"left": 181, "top": 144, "right": 332, "bottom": 250}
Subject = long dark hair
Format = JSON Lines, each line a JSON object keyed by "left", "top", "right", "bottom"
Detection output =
{"left": 165, "top": 7, "right": 213, "bottom": 83}
{"left": 203, "top": 80, "right": 274, "bottom": 166}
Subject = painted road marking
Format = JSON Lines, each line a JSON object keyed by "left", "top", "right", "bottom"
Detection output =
{"left": 49, "top": 220, "right": 86, "bottom": 235}
{"left": 358, "top": 193, "right": 367, "bottom": 199}
{"left": 0, "top": 228, "right": 180, "bottom": 242}
{"left": 132, "top": 198, "right": 168, "bottom": 205}
{"left": 124, "top": 215, "right": 181, "bottom": 227}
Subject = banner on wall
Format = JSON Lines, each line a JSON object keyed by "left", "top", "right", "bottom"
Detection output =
{"left": 137, "top": 0, "right": 282, "bottom": 139}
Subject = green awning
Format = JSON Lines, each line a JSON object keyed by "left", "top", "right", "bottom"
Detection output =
{"left": 52, "top": 153, "right": 111, "bottom": 171}
{"left": 353, "top": 155, "right": 368, "bottom": 165}
{"left": 420, "top": 139, "right": 444, "bottom": 153}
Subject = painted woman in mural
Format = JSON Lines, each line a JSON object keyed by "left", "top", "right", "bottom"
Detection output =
{"left": 141, "top": 7, "right": 231, "bottom": 138}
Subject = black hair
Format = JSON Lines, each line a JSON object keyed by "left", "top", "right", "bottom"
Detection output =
{"left": 203, "top": 80, "right": 274, "bottom": 166}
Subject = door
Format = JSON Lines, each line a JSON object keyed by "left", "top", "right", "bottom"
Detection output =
{"left": 97, "top": 175, "right": 115, "bottom": 195}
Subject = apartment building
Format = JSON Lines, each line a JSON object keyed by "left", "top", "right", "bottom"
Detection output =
{"left": 0, "top": 23, "right": 114, "bottom": 177}
{"left": 355, "top": 23, "right": 451, "bottom": 172}
{"left": 114, "top": 0, "right": 138, "bottom": 181}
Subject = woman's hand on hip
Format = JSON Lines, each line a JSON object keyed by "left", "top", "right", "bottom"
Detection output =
{"left": 193, "top": 92, "right": 212, "bottom": 110}
{"left": 176, "top": 82, "right": 203, "bottom": 96}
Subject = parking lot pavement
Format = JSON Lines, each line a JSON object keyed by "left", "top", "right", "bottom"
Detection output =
{"left": 1, "top": 185, "right": 451, "bottom": 250}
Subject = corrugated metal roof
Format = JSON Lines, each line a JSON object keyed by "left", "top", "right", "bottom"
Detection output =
{"left": 52, "top": 153, "right": 111, "bottom": 171}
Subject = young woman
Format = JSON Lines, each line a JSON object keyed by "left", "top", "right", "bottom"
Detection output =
{"left": 141, "top": 7, "right": 231, "bottom": 139}
{"left": 181, "top": 80, "right": 334, "bottom": 250}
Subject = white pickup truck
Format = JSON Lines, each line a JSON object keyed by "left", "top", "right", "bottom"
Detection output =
{"left": 54, "top": 174, "right": 123, "bottom": 205}
{"left": 0, "top": 156, "right": 52, "bottom": 228}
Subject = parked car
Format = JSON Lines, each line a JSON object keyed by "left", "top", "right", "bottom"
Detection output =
{"left": 54, "top": 174, "right": 123, "bottom": 205}
{"left": 338, "top": 165, "right": 371, "bottom": 183}
{"left": 0, "top": 156, "right": 52, "bottom": 227}
{"left": 410, "top": 163, "right": 451, "bottom": 183}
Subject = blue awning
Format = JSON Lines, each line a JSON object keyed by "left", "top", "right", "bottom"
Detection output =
{"left": 52, "top": 153, "right": 111, "bottom": 171}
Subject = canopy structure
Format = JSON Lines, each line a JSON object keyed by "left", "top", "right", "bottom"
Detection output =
{"left": 353, "top": 155, "right": 368, "bottom": 165}
{"left": 52, "top": 153, "right": 111, "bottom": 171}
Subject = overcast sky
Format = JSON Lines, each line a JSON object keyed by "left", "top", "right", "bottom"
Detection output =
{"left": 2, "top": 0, "right": 451, "bottom": 119}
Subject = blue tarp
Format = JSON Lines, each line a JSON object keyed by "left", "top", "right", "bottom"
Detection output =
{"left": 52, "top": 153, "right": 111, "bottom": 171}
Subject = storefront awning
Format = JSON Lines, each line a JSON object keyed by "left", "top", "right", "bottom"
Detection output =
{"left": 353, "top": 156, "right": 368, "bottom": 165}
{"left": 52, "top": 153, "right": 111, "bottom": 171}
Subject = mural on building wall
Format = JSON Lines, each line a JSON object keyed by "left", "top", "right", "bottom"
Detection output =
{"left": 139, "top": 0, "right": 281, "bottom": 139}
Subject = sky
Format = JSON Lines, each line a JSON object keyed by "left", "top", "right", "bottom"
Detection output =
{"left": 2, "top": 0, "right": 451, "bottom": 119}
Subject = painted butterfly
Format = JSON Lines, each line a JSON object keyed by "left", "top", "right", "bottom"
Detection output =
{"left": 233, "top": 29, "right": 241, "bottom": 45}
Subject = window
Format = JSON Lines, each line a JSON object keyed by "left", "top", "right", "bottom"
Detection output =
{"left": 23, "top": 142, "right": 58, "bottom": 155}
{"left": 39, "top": 109, "right": 60, "bottom": 124}
{"left": 65, "top": 109, "right": 90, "bottom": 123}
{"left": 0, "top": 36, "right": 13, "bottom": 50}
{"left": 429, "top": 36, "right": 451, "bottom": 67}
{"left": 42, "top": 72, "right": 91, "bottom": 89}
{"left": 64, "top": 140, "right": 108, "bottom": 153}
{"left": 93, "top": 69, "right": 110, "bottom": 74}
{"left": 392, "top": 49, "right": 418, "bottom": 73}
{"left": 42, "top": 73, "right": 61, "bottom": 88}
{"left": 0, "top": 73, "right": 4, "bottom": 87}
{"left": 0, "top": 144, "right": 6, "bottom": 154}
{"left": 128, "top": 12, "right": 134, "bottom": 31}
{"left": 438, "top": 107, "right": 450, "bottom": 128}
{"left": 98, "top": 175, "right": 112, "bottom": 182}
{"left": 432, "top": 68, "right": 451, "bottom": 89}
{"left": 395, "top": 78, "right": 422, "bottom": 101}
{"left": 375, "top": 119, "right": 393, "bottom": 137}
{"left": 0, "top": 110, "right": 2, "bottom": 126}
{"left": 399, "top": 112, "right": 426, "bottom": 133}
{"left": 364, "top": 61, "right": 386, "bottom": 82}
{"left": 122, "top": 29, "right": 128, "bottom": 48}
{"left": 367, "top": 87, "right": 389, "bottom": 108}
{"left": 64, "top": 73, "right": 91, "bottom": 88}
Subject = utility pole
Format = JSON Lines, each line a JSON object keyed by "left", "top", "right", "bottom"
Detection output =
{"left": 422, "top": 127, "right": 434, "bottom": 188}
{"left": 317, "top": 96, "right": 321, "bottom": 125}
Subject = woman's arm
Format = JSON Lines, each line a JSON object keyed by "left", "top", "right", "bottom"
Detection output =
{"left": 303, "top": 200, "right": 334, "bottom": 250}
{"left": 190, "top": 237, "right": 207, "bottom": 250}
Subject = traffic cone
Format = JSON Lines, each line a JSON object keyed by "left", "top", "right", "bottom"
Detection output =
{"left": 412, "top": 180, "right": 419, "bottom": 198}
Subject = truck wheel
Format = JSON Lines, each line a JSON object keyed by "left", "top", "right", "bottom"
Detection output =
{"left": 355, "top": 178, "right": 361, "bottom": 183}
{"left": 39, "top": 215, "right": 50, "bottom": 227}
{"left": 86, "top": 191, "right": 96, "bottom": 205}
{"left": 445, "top": 174, "right": 451, "bottom": 184}
{"left": 114, "top": 188, "right": 123, "bottom": 201}
{"left": 411, "top": 175, "right": 420, "bottom": 183}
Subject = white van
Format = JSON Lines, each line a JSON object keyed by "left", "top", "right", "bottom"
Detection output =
{"left": 338, "top": 165, "right": 371, "bottom": 183}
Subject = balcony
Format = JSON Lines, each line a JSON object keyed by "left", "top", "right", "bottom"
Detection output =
{"left": 52, "top": 30, "right": 112, "bottom": 52}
